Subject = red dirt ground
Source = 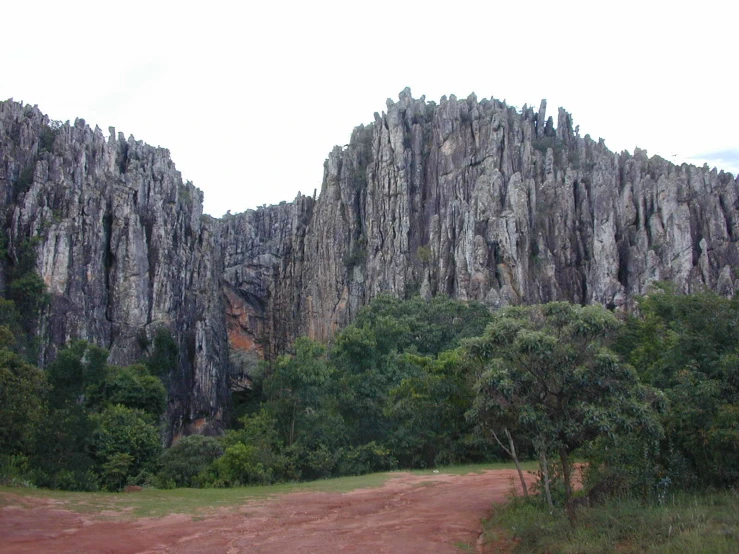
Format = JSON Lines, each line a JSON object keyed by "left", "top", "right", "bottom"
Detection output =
{"left": 1, "top": 469, "right": 535, "bottom": 553}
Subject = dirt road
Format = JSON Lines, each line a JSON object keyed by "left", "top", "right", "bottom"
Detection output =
{"left": 1, "top": 469, "right": 532, "bottom": 553}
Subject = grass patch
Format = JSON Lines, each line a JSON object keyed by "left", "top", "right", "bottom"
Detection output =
{"left": 408, "top": 461, "right": 538, "bottom": 476}
{"left": 483, "top": 490, "right": 739, "bottom": 553}
{"left": 0, "top": 461, "right": 533, "bottom": 520}
{"left": 0, "top": 472, "right": 393, "bottom": 519}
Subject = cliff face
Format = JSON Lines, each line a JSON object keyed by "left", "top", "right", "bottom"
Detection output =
{"left": 225, "top": 89, "right": 738, "bottom": 355}
{"left": 0, "top": 101, "right": 230, "bottom": 441}
{"left": 1, "top": 91, "right": 737, "bottom": 434}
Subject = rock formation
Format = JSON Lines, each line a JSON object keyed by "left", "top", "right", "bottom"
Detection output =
{"left": 1, "top": 90, "right": 737, "bottom": 436}
{"left": 0, "top": 101, "right": 229, "bottom": 441}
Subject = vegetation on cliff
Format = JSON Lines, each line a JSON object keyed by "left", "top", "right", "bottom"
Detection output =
{"left": 3, "top": 288, "right": 737, "bottom": 510}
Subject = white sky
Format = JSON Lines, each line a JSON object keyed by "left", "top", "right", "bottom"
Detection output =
{"left": 2, "top": 0, "right": 737, "bottom": 217}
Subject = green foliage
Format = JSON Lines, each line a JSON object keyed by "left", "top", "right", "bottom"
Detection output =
{"left": 0, "top": 454, "right": 34, "bottom": 487}
{"left": 617, "top": 285, "right": 739, "bottom": 488}
{"left": 157, "top": 435, "right": 223, "bottom": 488}
{"left": 343, "top": 236, "right": 367, "bottom": 268}
{"left": 31, "top": 404, "right": 98, "bottom": 490}
{"left": 466, "top": 302, "right": 661, "bottom": 507}
{"left": 38, "top": 122, "right": 60, "bottom": 153}
{"left": 349, "top": 294, "right": 492, "bottom": 357}
{"left": 212, "top": 443, "right": 274, "bottom": 486}
{"left": 335, "top": 442, "right": 397, "bottom": 476}
{"left": 87, "top": 363, "right": 166, "bottom": 417}
{"left": 46, "top": 340, "right": 109, "bottom": 407}
{"left": 0, "top": 347, "right": 48, "bottom": 455}
{"left": 386, "top": 349, "right": 489, "bottom": 467}
{"left": 146, "top": 328, "right": 179, "bottom": 380}
{"left": 101, "top": 452, "right": 135, "bottom": 492}
{"left": 7, "top": 273, "right": 49, "bottom": 335}
{"left": 264, "top": 337, "right": 338, "bottom": 447}
{"left": 88, "top": 405, "right": 162, "bottom": 490}
{"left": 2, "top": 237, "right": 50, "bottom": 353}
{"left": 485, "top": 491, "right": 739, "bottom": 553}
{"left": 416, "top": 245, "right": 432, "bottom": 264}
{"left": 532, "top": 136, "right": 566, "bottom": 167}
{"left": 14, "top": 162, "right": 36, "bottom": 195}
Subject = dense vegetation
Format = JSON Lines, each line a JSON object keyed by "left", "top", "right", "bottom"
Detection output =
{"left": 1, "top": 283, "right": 737, "bottom": 524}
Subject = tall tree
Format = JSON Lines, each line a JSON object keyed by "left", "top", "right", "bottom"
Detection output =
{"left": 467, "top": 302, "right": 660, "bottom": 512}
{"left": 617, "top": 285, "right": 739, "bottom": 487}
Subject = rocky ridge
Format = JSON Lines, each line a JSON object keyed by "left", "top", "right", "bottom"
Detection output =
{"left": 1, "top": 90, "right": 737, "bottom": 435}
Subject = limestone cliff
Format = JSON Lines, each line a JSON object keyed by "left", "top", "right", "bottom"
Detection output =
{"left": 224, "top": 89, "right": 738, "bottom": 355}
{"left": 1, "top": 91, "right": 737, "bottom": 434}
{"left": 0, "top": 100, "right": 229, "bottom": 441}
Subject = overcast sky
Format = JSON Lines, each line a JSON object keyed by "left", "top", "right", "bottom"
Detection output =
{"left": 2, "top": 1, "right": 736, "bottom": 217}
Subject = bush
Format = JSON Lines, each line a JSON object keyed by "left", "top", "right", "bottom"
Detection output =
{"left": 88, "top": 405, "right": 161, "bottom": 490}
{"left": 158, "top": 435, "right": 223, "bottom": 488}
{"left": 213, "top": 443, "right": 273, "bottom": 486}
{"left": 336, "top": 442, "right": 397, "bottom": 476}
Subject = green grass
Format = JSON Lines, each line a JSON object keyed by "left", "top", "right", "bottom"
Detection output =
{"left": 0, "top": 461, "right": 526, "bottom": 519}
{"left": 408, "top": 461, "right": 538, "bottom": 476}
{"left": 0, "top": 472, "right": 393, "bottom": 518}
{"left": 483, "top": 491, "right": 739, "bottom": 553}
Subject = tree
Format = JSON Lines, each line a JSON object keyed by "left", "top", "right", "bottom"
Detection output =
{"left": 146, "top": 328, "right": 179, "bottom": 381}
{"left": 263, "top": 337, "right": 337, "bottom": 447}
{"left": 617, "top": 285, "right": 739, "bottom": 487}
{"left": 386, "top": 349, "right": 485, "bottom": 468}
{"left": 0, "top": 345, "right": 48, "bottom": 455}
{"left": 88, "top": 363, "right": 166, "bottom": 418}
{"left": 158, "top": 435, "right": 223, "bottom": 487}
{"left": 88, "top": 405, "right": 161, "bottom": 490}
{"left": 46, "top": 341, "right": 109, "bottom": 408}
{"left": 467, "top": 302, "right": 660, "bottom": 513}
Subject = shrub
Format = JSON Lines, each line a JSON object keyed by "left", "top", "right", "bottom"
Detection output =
{"left": 158, "top": 435, "right": 224, "bottom": 488}
{"left": 88, "top": 405, "right": 161, "bottom": 490}
{"left": 213, "top": 443, "right": 273, "bottom": 486}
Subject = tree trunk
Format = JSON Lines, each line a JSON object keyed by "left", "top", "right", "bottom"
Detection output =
{"left": 539, "top": 449, "right": 553, "bottom": 509}
{"left": 489, "top": 427, "right": 529, "bottom": 498}
{"left": 289, "top": 406, "right": 296, "bottom": 446}
{"left": 559, "top": 446, "right": 575, "bottom": 522}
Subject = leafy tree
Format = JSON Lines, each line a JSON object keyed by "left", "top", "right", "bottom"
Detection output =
{"left": 158, "top": 435, "right": 223, "bottom": 488}
{"left": 31, "top": 404, "right": 98, "bottom": 490}
{"left": 0, "top": 346, "right": 48, "bottom": 455}
{"left": 88, "top": 363, "right": 166, "bottom": 418}
{"left": 88, "top": 405, "right": 161, "bottom": 490}
{"left": 386, "top": 349, "right": 485, "bottom": 467}
{"left": 467, "top": 302, "right": 660, "bottom": 512}
{"left": 351, "top": 294, "right": 492, "bottom": 356}
{"left": 101, "top": 452, "right": 134, "bottom": 492}
{"left": 617, "top": 286, "right": 739, "bottom": 487}
{"left": 213, "top": 442, "right": 273, "bottom": 486}
{"left": 46, "top": 340, "right": 109, "bottom": 407}
{"left": 146, "top": 328, "right": 179, "bottom": 380}
{"left": 264, "top": 337, "right": 338, "bottom": 447}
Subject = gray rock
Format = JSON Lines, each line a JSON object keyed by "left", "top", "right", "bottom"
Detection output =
{"left": 1, "top": 92, "right": 737, "bottom": 438}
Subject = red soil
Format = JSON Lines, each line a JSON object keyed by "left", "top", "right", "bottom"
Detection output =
{"left": 1, "top": 469, "right": 534, "bottom": 554}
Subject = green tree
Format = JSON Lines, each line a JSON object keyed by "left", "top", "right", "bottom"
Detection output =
{"left": 0, "top": 346, "right": 48, "bottom": 455}
{"left": 32, "top": 404, "right": 98, "bottom": 490}
{"left": 264, "top": 337, "right": 337, "bottom": 447}
{"left": 46, "top": 341, "right": 109, "bottom": 407}
{"left": 467, "top": 302, "right": 660, "bottom": 512}
{"left": 88, "top": 363, "right": 166, "bottom": 418}
{"left": 213, "top": 442, "right": 273, "bottom": 486}
{"left": 88, "top": 405, "right": 161, "bottom": 490}
{"left": 617, "top": 285, "right": 739, "bottom": 487}
{"left": 158, "top": 435, "right": 223, "bottom": 488}
{"left": 386, "top": 349, "right": 484, "bottom": 467}
{"left": 146, "top": 328, "right": 179, "bottom": 381}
